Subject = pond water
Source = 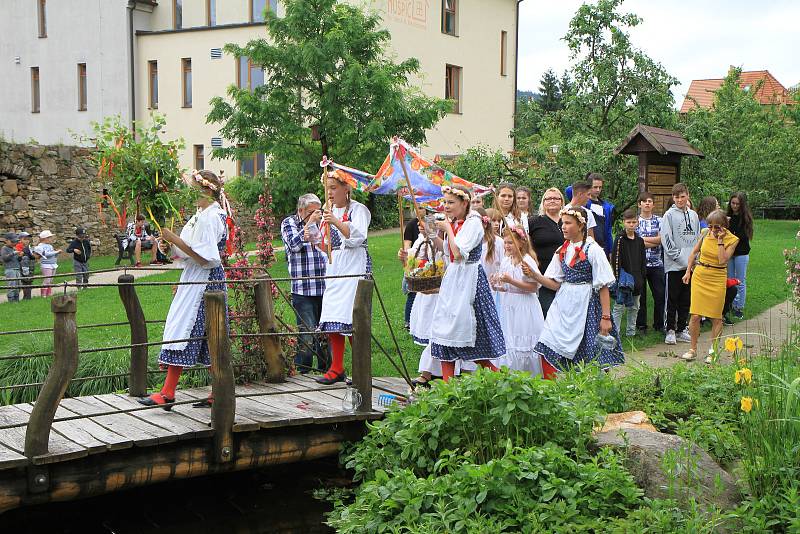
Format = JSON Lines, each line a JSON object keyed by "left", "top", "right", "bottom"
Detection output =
{"left": 1, "top": 458, "right": 346, "bottom": 533}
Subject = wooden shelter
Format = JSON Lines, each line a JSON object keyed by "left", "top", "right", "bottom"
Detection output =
{"left": 614, "top": 124, "right": 704, "bottom": 214}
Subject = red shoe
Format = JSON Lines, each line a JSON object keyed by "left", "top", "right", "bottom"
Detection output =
{"left": 135, "top": 262, "right": 142, "bottom": 268}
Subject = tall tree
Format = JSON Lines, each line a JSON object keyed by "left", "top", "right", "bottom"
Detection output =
{"left": 537, "top": 69, "right": 562, "bottom": 113}
{"left": 526, "top": 0, "right": 678, "bottom": 216}
{"left": 207, "top": 0, "right": 449, "bottom": 214}
{"left": 681, "top": 68, "right": 800, "bottom": 207}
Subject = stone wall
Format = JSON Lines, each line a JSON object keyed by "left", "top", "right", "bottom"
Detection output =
{"left": 0, "top": 141, "right": 120, "bottom": 255}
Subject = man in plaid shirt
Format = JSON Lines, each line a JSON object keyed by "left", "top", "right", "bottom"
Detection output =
{"left": 281, "top": 193, "right": 329, "bottom": 373}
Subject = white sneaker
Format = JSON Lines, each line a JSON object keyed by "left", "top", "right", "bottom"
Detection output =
{"left": 704, "top": 355, "right": 714, "bottom": 364}
{"left": 665, "top": 330, "right": 677, "bottom": 345}
{"left": 677, "top": 329, "right": 692, "bottom": 343}
{"left": 680, "top": 349, "right": 697, "bottom": 361}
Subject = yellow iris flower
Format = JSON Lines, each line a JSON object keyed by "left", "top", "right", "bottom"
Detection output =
{"left": 725, "top": 336, "right": 744, "bottom": 352}
{"left": 740, "top": 396, "right": 754, "bottom": 413}
{"left": 735, "top": 368, "right": 753, "bottom": 385}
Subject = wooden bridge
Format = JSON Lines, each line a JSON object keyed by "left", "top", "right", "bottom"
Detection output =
{"left": 0, "top": 274, "right": 410, "bottom": 514}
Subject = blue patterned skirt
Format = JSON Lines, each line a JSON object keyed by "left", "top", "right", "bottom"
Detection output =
{"left": 159, "top": 266, "right": 227, "bottom": 367}
{"left": 535, "top": 289, "right": 624, "bottom": 371}
{"left": 431, "top": 268, "right": 506, "bottom": 362}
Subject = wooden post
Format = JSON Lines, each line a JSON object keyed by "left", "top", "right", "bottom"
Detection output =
{"left": 204, "top": 290, "right": 235, "bottom": 464}
{"left": 254, "top": 280, "right": 285, "bottom": 383}
{"left": 25, "top": 295, "right": 79, "bottom": 459}
{"left": 397, "top": 191, "right": 406, "bottom": 249}
{"left": 117, "top": 274, "right": 148, "bottom": 397}
{"left": 351, "top": 279, "right": 373, "bottom": 413}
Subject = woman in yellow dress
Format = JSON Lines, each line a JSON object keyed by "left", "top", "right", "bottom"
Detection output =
{"left": 681, "top": 210, "right": 739, "bottom": 363}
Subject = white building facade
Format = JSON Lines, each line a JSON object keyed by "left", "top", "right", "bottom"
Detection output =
{"left": 1, "top": 0, "right": 523, "bottom": 177}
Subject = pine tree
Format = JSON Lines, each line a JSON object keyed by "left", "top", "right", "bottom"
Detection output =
{"left": 537, "top": 69, "right": 562, "bottom": 113}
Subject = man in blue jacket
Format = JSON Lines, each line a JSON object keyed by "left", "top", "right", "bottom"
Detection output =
{"left": 565, "top": 173, "right": 614, "bottom": 257}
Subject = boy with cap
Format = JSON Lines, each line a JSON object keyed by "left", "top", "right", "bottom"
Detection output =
{"left": 67, "top": 228, "right": 92, "bottom": 288}
{"left": 15, "top": 232, "right": 36, "bottom": 299}
{"left": 2, "top": 232, "right": 22, "bottom": 302}
{"left": 33, "top": 230, "right": 61, "bottom": 297}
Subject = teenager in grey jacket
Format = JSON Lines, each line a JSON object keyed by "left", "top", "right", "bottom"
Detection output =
{"left": 660, "top": 183, "right": 700, "bottom": 345}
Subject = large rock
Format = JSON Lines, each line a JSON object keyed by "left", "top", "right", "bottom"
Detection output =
{"left": 2, "top": 179, "right": 18, "bottom": 194}
{"left": 595, "top": 428, "right": 742, "bottom": 510}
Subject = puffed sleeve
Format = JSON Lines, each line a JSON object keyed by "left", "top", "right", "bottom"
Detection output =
{"left": 342, "top": 202, "right": 370, "bottom": 248}
{"left": 453, "top": 216, "right": 484, "bottom": 259}
{"left": 189, "top": 208, "right": 225, "bottom": 269}
{"left": 543, "top": 249, "right": 564, "bottom": 283}
{"left": 588, "top": 243, "right": 616, "bottom": 289}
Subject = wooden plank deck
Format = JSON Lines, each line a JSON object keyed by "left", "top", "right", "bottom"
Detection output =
{"left": 0, "top": 377, "right": 408, "bottom": 474}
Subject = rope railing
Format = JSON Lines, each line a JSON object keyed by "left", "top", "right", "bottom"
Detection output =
{"left": 0, "top": 336, "right": 206, "bottom": 361}
{"left": 0, "top": 364, "right": 256, "bottom": 393}
{"left": 0, "top": 319, "right": 166, "bottom": 337}
{"left": 0, "top": 275, "right": 369, "bottom": 292}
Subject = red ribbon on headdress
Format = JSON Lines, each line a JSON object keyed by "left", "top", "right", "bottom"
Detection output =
{"left": 558, "top": 240, "right": 587, "bottom": 268}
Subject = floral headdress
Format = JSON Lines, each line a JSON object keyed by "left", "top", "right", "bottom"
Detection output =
{"left": 480, "top": 215, "right": 490, "bottom": 225}
{"left": 189, "top": 169, "right": 236, "bottom": 254}
{"left": 442, "top": 185, "right": 471, "bottom": 202}
{"left": 559, "top": 206, "right": 587, "bottom": 225}
{"left": 512, "top": 226, "right": 527, "bottom": 240}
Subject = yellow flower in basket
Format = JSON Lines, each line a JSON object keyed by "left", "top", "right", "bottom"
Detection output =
{"left": 734, "top": 368, "right": 753, "bottom": 385}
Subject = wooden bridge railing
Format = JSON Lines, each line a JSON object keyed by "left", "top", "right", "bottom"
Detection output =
{"left": 1, "top": 271, "right": 377, "bottom": 470}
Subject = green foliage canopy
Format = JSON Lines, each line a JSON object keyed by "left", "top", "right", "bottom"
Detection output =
{"left": 207, "top": 0, "right": 450, "bottom": 215}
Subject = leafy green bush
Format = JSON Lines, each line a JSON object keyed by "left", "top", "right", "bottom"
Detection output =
{"left": 224, "top": 173, "right": 267, "bottom": 209}
{"left": 345, "top": 370, "right": 604, "bottom": 481}
{"left": 330, "top": 445, "right": 648, "bottom": 533}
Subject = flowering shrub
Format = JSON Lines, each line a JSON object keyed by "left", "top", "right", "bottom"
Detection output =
{"left": 227, "top": 185, "right": 294, "bottom": 382}
{"left": 785, "top": 228, "right": 800, "bottom": 309}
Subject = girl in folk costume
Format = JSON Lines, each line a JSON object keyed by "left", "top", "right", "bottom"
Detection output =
{"left": 529, "top": 206, "right": 624, "bottom": 379}
{"left": 313, "top": 170, "right": 372, "bottom": 385}
{"left": 139, "top": 170, "right": 232, "bottom": 408}
{"left": 461, "top": 207, "right": 505, "bottom": 374}
{"left": 494, "top": 183, "right": 528, "bottom": 234}
{"left": 494, "top": 227, "right": 544, "bottom": 375}
{"left": 486, "top": 208, "right": 504, "bottom": 237}
{"left": 399, "top": 223, "right": 444, "bottom": 387}
{"left": 430, "top": 185, "right": 506, "bottom": 381}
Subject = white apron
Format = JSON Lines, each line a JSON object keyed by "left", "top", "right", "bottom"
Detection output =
{"left": 162, "top": 203, "right": 226, "bottom": 351}
{"left": 430, "top": 215, "right": 483, "bottom": 348}
{"left": 318, "top": 201, "right": 371, "bottom": 329}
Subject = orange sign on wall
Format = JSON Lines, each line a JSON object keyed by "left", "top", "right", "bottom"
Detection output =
{"left": 387, "top": 0, "right": 429, "bottom": 29}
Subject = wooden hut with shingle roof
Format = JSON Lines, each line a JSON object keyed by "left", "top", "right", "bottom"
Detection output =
{"left": 614, "top": 124, "right": 704, "bottom": 214}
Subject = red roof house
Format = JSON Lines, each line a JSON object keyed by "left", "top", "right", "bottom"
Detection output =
{"left": 679, "top": 69, "right": 795, "bottom": 113}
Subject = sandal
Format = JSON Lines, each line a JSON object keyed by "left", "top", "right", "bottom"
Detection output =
{"left": 680, "top": 349, "right": 697, "bottom": 361}
{"left": 137, "top": 393, "right": 175, "bottom": 411}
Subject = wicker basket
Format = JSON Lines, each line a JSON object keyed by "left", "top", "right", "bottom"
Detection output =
{"left": 404, "top": 238, "right": 443, "bottom": 294}
{"left": 405, "top": 273, "right": 443, "bottom": 294}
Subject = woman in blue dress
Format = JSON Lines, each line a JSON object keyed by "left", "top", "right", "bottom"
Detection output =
{"left": 528, "top": 206, "right": 624, "bottom": 378}
{"left": 429, "top": 185, "right": 505, "bottom": 381}
{"left": 138, "top": 170, "right": 229, "bottom": 408}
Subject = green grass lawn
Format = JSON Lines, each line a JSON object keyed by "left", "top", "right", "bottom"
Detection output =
{"left": 1, "top": 219, "right": 796, "bottom": 403}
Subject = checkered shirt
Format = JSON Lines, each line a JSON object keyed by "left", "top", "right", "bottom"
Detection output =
{"left": 281, "top": 214, "right": 326, "bottom": 296}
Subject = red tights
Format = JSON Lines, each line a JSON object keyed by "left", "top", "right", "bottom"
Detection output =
{"left": 325, "top": 333, "right": 351, "bottom": 377}
{"left": 542, "top": 358, "right": 558, "bottom": 380}
{"left": 441, "top": 360, "right": 498, "bottom": 382}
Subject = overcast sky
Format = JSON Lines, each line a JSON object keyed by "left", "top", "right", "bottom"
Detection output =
{"left": 517, "top": 0, "right": 800, "bottom": 108}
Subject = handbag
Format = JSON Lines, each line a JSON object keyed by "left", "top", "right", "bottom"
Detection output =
{"left": 610, "top": 237, "right": 635, "bottom": 306}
